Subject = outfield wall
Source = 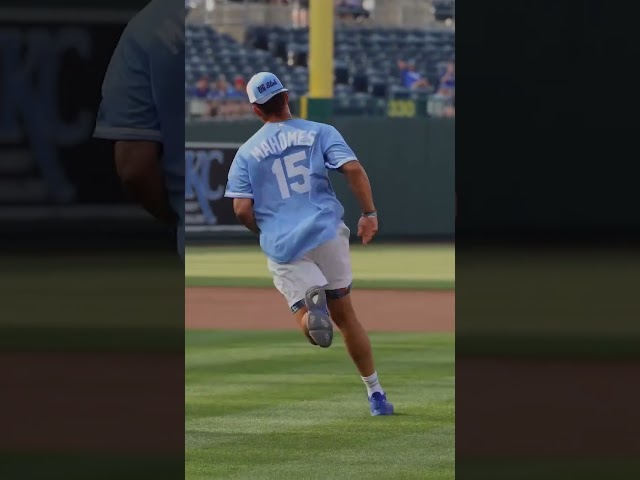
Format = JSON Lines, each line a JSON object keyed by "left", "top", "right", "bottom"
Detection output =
{"left": 186, "top": 118, "right": 454, "bottom": 241}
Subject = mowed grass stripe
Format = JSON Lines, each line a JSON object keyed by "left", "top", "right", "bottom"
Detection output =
{"left": 230, "top": 428, "right": 454, "bottom": 480}
{"left": 186, "top": 373, "right": 453, "bottom": 420}
{"left": 186, "top": 333, "right": 453, "bottom": 376}
{"left": 186, "top": 275, "right": 454, "bottom": 290}
{"left": 186, "top": 331, "right": 454, "bottom": 479}
{"left": 185, "top": 244, "right": 454, "bottom": 290}
{"left": 187, "top": 393, "right": 453, "bottom": 480}
{"left": 186, "top": 341, "right": 310, "bottom": 367}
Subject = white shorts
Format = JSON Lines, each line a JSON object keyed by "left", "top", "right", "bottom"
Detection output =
{"left": 267, "top": 222, "right": 353, "bottom": 311}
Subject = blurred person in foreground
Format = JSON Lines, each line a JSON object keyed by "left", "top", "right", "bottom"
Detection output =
{"left": 397, "top": 59, "right": 431, "bottom": 90}
{"left": 225, "top": 72, "right": 394, "bottom": 416}
{"left": 94, "top": 0, "right": 185, "bottom": 259}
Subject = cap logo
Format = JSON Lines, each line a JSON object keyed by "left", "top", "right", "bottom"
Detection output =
{"left": 256, "top": 79, "right": 278, "bottom": 95}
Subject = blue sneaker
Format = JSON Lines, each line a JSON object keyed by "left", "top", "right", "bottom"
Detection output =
{"left": 369, "top": 392, "right": 394, "bottom": 416}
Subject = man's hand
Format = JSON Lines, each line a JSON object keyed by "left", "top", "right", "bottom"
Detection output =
{"left": 339, "top": 161, "right": 378, "bottom": 244}
{"left": 357, "top": 215, "right": 378, "bottom": 245}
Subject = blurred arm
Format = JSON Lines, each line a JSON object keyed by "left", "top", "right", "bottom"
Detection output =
{"left": 115, "top": 140, "right": 177, "bottom": 225}
{"left": 233, "top": 198, "right": 260, "bottom": 235}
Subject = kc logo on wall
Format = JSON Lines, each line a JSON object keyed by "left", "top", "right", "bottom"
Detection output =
{"left": 0, "top": 7, "right": 141, "bottom": 222}
{"left": 184, "top": 142, "right": 243, "bottom": 233}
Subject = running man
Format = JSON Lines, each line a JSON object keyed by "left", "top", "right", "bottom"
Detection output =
{"left": 224, "top": 72, "right": 394, "bottom": 416}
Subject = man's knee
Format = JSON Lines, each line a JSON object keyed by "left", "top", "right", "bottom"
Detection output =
{"left": 326, "top": 283, "right": 352, "bottom": 300}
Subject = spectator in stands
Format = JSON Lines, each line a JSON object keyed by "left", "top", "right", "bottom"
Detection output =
{"left": 291, "top": 0, "right": 309, "bottom": 27}
{"left": 192, "top": 75, "right": 212, "bottom": 99}
{"left": 433, "top": 61, "right": 455, "bottom": 102}
{"left": 208, "top": 75, "right": 254, "bottom": 119}
{"left": 397, "top": 60, "right": 431, "bottom": 90}
{"left": 430, "top": 61, "right": 455, "bottom": 118}
{"left": 227, "top": 75, "right": 248, "bottom": 100}
{"left": 209, "top": 76, "right": 235, "bottom": 100}
{"left": 442, "top": 104, "right": 455, "bottom": 117}
{"left": 440, "top": 60, "right": 455, "bottom": 91}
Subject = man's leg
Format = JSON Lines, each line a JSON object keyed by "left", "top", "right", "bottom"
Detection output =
{"left": 293, "top": 286, "right": 377, "bottom": 379}
{"left": 309, "top": 223, "right": 393, "bottom": 415}
{"left": 293, "top": 307, "right": 315, "bottom": 344}
{"left": 326, "top": 290, "right": 393, "bottom": 415}
{"left": 267, "top": 256, "right": 332, "bottom": 346}
{"left": 326, "top": 293, "right": 374, "bottom": 377}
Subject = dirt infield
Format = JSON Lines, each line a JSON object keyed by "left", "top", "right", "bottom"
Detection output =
{"left": 186, "top": 287, "right": 454, "bottom": 332}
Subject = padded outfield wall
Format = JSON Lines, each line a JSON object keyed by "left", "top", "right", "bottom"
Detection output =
{"left": 185, "top": 117, "right": 455, "bottom": 241}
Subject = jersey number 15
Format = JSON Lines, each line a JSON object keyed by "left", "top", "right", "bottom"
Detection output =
{"left": 271, "top": 151, "right": 311, "bottom": 199}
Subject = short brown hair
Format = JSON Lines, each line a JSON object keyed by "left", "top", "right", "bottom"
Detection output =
{"left": 255, "top": 91, "right": 287, "bottom": 116}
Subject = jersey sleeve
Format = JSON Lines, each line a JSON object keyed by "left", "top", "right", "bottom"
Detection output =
{"left": 93, "top": 28, "right": 162, "bottom": 142}
{"left": 225, "top": 152, "right": 253, "bottom": 199}
{"left": 322, "top": 125, "right": 358, "bottom": 170}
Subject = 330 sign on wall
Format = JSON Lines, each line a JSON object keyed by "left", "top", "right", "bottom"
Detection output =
{"left": 184, "top": 142, "right": 243, "bottom": 233}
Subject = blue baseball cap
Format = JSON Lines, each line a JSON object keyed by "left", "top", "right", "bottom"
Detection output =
{"left": 246, "top": 71, "right": 288, "bottom": 104}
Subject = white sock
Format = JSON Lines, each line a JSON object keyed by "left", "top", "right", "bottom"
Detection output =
{"left": 361, "top": 371, "right": 384, "bottom": 396}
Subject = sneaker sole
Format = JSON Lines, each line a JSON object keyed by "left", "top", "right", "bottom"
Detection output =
{"left": 305, "top": 286, "right": 333, "bottom": 348}
{"left": 371, "top": 404, "right": 395, "bottom": 416}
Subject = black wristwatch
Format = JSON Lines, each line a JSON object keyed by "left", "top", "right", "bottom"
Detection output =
{"left": 362, "top": 211, "right": 377, "bottom": 218}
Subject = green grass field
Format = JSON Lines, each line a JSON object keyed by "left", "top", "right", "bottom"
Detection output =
{"left": 186, "top": 244, "right": 455, "bottom": 290}
{"left": 185, "top": 331, "right": 454, "bottom": 480}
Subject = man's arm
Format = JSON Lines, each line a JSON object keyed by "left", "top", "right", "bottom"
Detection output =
{"left": 339, "top": 161, "right": 376, "bottom": 212}
{"left": 225, "top": 151, "right": 255, "bottom": 233}
{"left": 115, "top": 141, "right": 177, "bottom": 225}
{"left": 322, "top": 124, "right": 378, "bottom": 244}
{"left": 233, "top": 198, "right": 260, "bottom": 235}
{"left": 339, "top": 161, "right": 378, "bottom": 244}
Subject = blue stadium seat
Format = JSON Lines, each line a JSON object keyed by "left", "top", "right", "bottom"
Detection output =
{"left": 287, "top": 46, "right": 308, "bottom": 67}
{"left": 351, "top": 72, "right": 369, "bottom": 93}
{"left": 334, "top": 60, "right": 350, "bottom": 85}
{"left": 389, "top": 85, "right": 411, "bottom": 99}
{"left": 369, "top": 77, "right": 388, "bottom": 98}
{"left": 269, "top": 39, "right": 288, "bottom": 61}
{"left": 334, "top": 84, "right": 352, "bottom": 96}
{"left": 186, "top": 24, "right": 455, "bottom": 110}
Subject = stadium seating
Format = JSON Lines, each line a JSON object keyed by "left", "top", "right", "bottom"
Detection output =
{"left": 186, "top": 23, "right": 454, "bottom": 111}
{"left": 186, "top": 24, "right": 284, "bottom": 90}
{"left": 433, "top": 0, "right": 455, "bottom": 22}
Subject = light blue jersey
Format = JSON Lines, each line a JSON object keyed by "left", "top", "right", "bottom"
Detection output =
{"left": 225, "top": 119, "right": 358, "bottom": 263}
{"left": 94, "top": 0, "right": 185, "bottom": 258}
